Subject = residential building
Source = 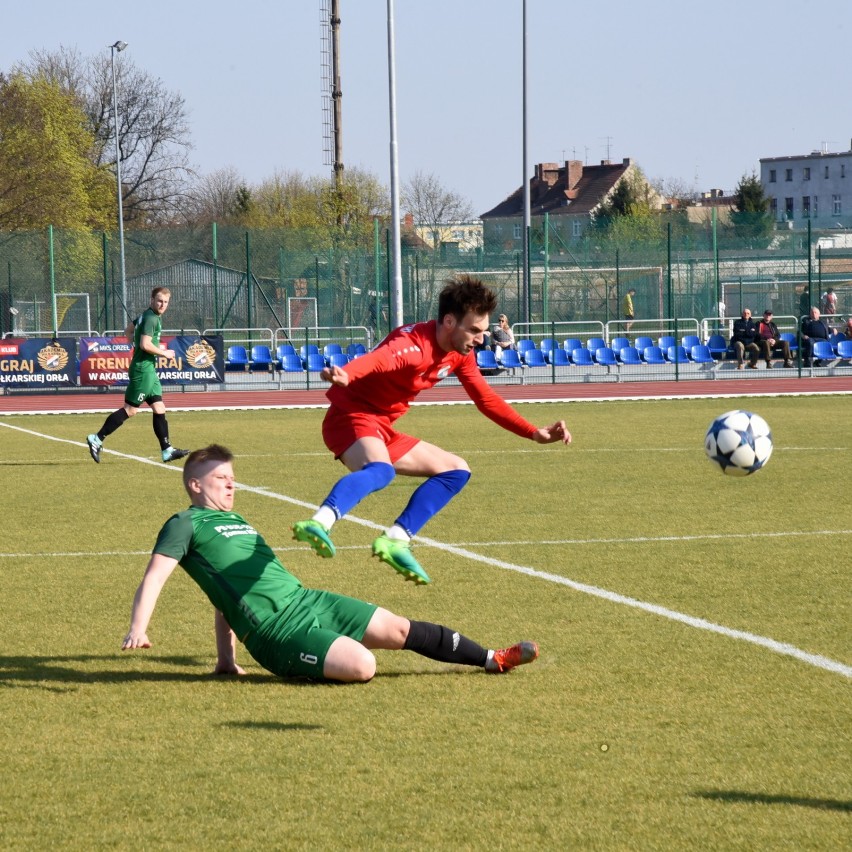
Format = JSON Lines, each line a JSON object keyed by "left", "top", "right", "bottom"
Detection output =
{"left": 480, "top": 158, "right": 656, "bottom": 251}
{"left": 760, "top": 141, "right": 852, "bottom": 229}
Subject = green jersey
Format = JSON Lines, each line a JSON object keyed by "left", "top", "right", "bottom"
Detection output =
{"left": 153, "top": 507, "right": 303, "bottom": 642}
{"left": 131, "top": 307, "right": 162, "bottom": 368}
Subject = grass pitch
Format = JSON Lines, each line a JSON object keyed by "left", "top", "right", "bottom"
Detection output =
{"left": 0, "top": 396, "right": 850, "bottom": 850}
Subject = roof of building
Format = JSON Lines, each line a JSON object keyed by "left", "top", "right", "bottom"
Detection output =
{"left": 481, "top": 158, "right": 632, "bottom": 219}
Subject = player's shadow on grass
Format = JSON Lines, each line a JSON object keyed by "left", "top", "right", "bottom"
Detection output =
{"left": 0, "top": 653, "right": 260, "bottom": 690}
{"left": 694, "top": 790, "right": 852, "bottom": 813}
{"left": 221, "top": 721, "right": 323, "bottom": 732}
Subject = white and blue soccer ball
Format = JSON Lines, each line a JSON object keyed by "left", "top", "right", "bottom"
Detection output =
{"left": 704, "top": 410, "right": 773, "bottom": 476}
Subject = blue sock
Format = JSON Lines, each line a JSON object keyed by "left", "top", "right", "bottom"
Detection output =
{"left": 323, "top": 461, "right": 395, "bottom": 520}
{"left": 395, "top": 470, "right": 471, "bottom": 537}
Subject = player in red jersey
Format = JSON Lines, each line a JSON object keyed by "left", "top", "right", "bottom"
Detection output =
{"left": 292, "top": 275, "right": 571, "bottom": 584}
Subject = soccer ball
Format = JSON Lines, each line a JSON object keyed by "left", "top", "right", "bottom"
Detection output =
{"left": 704, "top": 410, "right": 773, "bottom": 476}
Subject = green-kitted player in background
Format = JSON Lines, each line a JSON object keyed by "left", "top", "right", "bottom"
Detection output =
{"left": 86, "top": 286, "right": 189, "bottom": 464}
{"left": 121, "top": 444, "right": 539, "bottom": 682}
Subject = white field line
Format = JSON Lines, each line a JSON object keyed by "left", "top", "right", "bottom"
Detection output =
{"left": 2, "top": 420, "right": 849, "bottom": 679}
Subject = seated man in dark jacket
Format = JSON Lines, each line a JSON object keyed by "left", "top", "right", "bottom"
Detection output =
{"left": 800, "top": 307, "right": 833, "bottom": 366}
{"left": 730, "top": 308, "right": 760, "bottom": 369}
{"left": 756, "top": 309, "right": 793, "bottom": 368}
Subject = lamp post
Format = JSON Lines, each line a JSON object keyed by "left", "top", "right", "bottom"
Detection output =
{"left": 110, "top": 40, "right": 128, "bottom": 322}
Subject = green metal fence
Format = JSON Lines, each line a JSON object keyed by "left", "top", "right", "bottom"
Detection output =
{"left": 2, "top": 218, "right": 850, "bottom": 339}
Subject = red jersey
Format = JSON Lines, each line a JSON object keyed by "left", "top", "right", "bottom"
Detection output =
{"left": 327, "top": 320, "right": 538, "bottom": 440}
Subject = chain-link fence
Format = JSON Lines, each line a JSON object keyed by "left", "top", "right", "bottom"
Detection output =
{"left": 2, "top": 219, "right": 850, "bottom": 339}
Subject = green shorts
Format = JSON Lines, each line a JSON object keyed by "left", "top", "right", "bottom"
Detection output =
{"left": 124, "top": 362, "right": 162, "bottom": 407}
{"left": 246, "top": 588, "right": 378, "bottom": 680}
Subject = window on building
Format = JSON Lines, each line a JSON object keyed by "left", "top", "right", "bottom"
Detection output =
{"left": 833, "top": 194, "right": 842, "bottom": 215}
{"left": 572, "top": 220, "right": 582, "bottom": 237}
{"left": 813, "top": 196, "right": 819, "bottom": 218}
{"left": 512, "top": 223, "right": 522, "bottom": 240}
{"left": 785, "top": 169, "right": 793, "bottom": 181}
{"left": 825, "top": 165, "right": 830, "bottom": 178}
{"left": 769, "top": 169, "right": 777, "bottom": 183}
{"left": 802, "top": 196, "right": 810, "bottom": 218}
{"left": 803, "top": 167, "right": 810, "bottom": 181}
{"left": 770, "top": 197, "right": 778, "bottom": 218}
{"left": 842, "top": 165, "right": 847, "bottom": 178}
{"left": 785, "top": 198, "right": 794, "bottom": 219}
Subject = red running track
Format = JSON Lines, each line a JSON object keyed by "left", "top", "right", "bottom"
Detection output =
{"left": 2, "top": 376, "right": 851, "bottom": 414}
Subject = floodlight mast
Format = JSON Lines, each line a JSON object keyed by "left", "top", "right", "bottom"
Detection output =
{"left": 110, "top": 40, "right": 129, "bottom": 321}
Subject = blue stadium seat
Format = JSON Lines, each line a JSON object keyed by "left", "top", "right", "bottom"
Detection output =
{"left": 226, "top": 345, "right": 249, "bottom": 372}
{"left": 681, "top": 334, "right": 701, "bottom": 351}
{"left": 594, "top": 346, "right": 618, "bottom": 366}
{"left": 563, "top": 338, "right": 583, "bottom": 353}
{"left": 522, "top": 348, "right": 547, "bottom": 367}
{"left": 476, "top": 350, "right": 500, "bottom": 371}
{"left": 280, "top": 353, "right": 304, "bottom": 372}
{"left": 836, "top": 339, "right": 852, "bottom": 361}
{"left": 830, "top": 333, "right": 845, "bottom": 355}
{"left": 586, "top": 337, "right": 606, "bottom": 356}
{"left": 326, "top": 352, "right": 350, "bottom": 369}
{"left": 634, "top": 336, "right": 654, "bottom": 353}
{"left": 610, "top": 336, "right": 631, "bottom": 355}
{"left": 249, "top": 344, "right": 275, "bottom": 372}
{"left": 546, "top": 348, "right": 571, "bottom": 366}
{"left": 811, "top": 339, "right": 836, "bottom": 364}
{"left": 618, "top": 346, "right": 642, "bottom": 365}
{"left": 569, "top": 347, "right": 594, "bottom": 366}
{"left": 658, "top": 335, "right": 676, "bottom": 352}
{"left": 347, "top": 342, "right": 367, "bottom": 358}
{"left": 498, "top": 349, "right": 523, "bottom": 369}
{"left": 780, "top": 332, "right": 798, "bottom": 355}
{"left": 277, "top": 343, "right": 296, "bottom": 361}
{"left": 689, "top": 344, "right": 715, "bottom": 364}
{"left": 323, "top": 343, "right": 344, "bottom": 360}
{"left": 304, "top": 352, "right": 326, "bottom": 371}
{"left": 517, "top": 339, "right": 535, "bottom": 355}
{"left": 666, "top": 345, "right": 690, "bottom": 363}
{"left": 539, "top": 338, "right": 557, "bottom": 354}
{"left": 706, "top": 334, "right": 728, "bottom": 360}
{"left": 300, "top": 344, "right": 320, "bottom": 360}
{"left": 642, "top": 345, "right": 666, "bottom": 365}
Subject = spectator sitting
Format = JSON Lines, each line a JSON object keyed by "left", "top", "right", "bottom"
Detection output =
{"left": 491, "top": 313, "right": 515, "bottom": 355}
{"left": 730, "top": 308, "right": 760, "bottom": 370}
{"left": 844, "top": 318, "right": 852, "bottom": 341}
{"left": 800, "top": 307, "right": 834, "bottom": 366}
{"left": 756, "top": 309, "right": 793, "bottom": 368}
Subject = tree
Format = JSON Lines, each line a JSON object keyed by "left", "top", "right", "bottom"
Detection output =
{"left": 183, "top": 167, "right": 250, "bottom": 225}
{"left": 15, "top": 46, "right": 194, "bottom": 225}
{"left": 401, "top": 171, "right": 474, "bottom": 249}
{"left": 730, "top": 171, "right": 773, "bottom": 247}
{"left": 0, "top": 74, "right": 113, "bottom": 230}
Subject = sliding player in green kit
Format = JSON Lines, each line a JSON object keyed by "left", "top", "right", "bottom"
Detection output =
{"left": 86, "top": 286, "right": 188, "bottom": 465}
{"left": 121, "top": 444, "right": 538, "bottom": 682}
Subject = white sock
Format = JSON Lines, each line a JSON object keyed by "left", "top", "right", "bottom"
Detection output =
{"left": 384, "top": 524, "right": 410, "bottom": 542}
{"left": 485, "top": 650, "right": 497, "bottom": 671}
{"left": 312, "top": 506, "right": 337, "bottom": 530}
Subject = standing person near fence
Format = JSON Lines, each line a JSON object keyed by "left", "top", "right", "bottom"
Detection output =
{"left": 86, "top": 287, "right": 189, "bottom": 464}
{"left": 291, "top": 274, "right": 571, "bottom": 586}
{"left": 622, "top": 288, "right": 636, "bottom": 333}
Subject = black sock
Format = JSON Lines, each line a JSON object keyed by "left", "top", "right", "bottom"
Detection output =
{"left": 152, "top": 413, "right": 170, "bottom": 451}
{"left": 403, "top": 620, "right": 488, "bottom": 667}
{"left": 98, "top": 408, "right": 129, "bottom": 441}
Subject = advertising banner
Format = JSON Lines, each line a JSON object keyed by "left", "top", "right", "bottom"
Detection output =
{"left": 0, "top": 338, "right": 78, "bottom": 388}
{"left": 79, "top": 335, "right": 224, "bottom": 387}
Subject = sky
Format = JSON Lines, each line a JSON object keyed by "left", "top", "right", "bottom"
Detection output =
{"left": 3, "top": 0, "right": 851, "bottom": 216}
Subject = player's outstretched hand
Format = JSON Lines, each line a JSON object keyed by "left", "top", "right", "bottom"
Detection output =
{"left": 532, "top": 420, "right": 572, "bottom": 445}
{"left": 320, "top": 364, "right": 350, "bottom": 387}
{"left": 122, "top": 632, "right": 152, "bottom": 650}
